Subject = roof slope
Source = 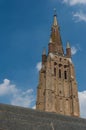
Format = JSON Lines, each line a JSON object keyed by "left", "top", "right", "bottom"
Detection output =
{"left": 0, "top": 103, "right": 86, "bottom": 130}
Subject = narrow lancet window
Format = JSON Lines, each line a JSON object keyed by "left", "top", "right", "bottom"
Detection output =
{"left": 64, "top": 71, "right": 67, "bottom": 79}
{"left": 54, "top": 68, "right": 56, "bottom": 76}
{"left": 59, "top": 69, "right": 61, "bottom": 78}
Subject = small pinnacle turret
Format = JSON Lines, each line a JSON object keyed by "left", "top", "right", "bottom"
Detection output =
{"left": 42, "top": 48, "right": 47, "bottom": 65}
{"left": 49, "top": 37, "right": 53, "bottom": 43}
{"left": 42, "top": 48, "right": 46, "bottom": 55}
{"left": 66, "top": 41, "right": 71, "bottom": 57}
{"left": 66, "top": 41, "right": 71, "bottom": 48}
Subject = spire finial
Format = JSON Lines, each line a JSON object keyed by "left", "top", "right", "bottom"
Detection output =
{"left": 54, "top": 8, "right": 57, "bottom": 16}
{"left": 53, "top": 8, "right": 58, "bottom": 26}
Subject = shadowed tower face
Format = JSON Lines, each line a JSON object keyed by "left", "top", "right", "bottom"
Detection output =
{"left": 36, "top": 12, "right": 80, "bottom": 117}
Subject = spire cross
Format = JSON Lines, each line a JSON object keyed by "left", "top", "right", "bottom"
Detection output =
{"left": 54, "top": 8, "right": 57, "bottom": 16}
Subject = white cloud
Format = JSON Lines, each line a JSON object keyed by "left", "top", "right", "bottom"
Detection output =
{"left": 36, "top": 62, "right": 42, "bottom": 71}
{"left": 62, "top": 1, "right": 86, "bottom": 22}
{"left": 0, "top": 79, "right": 35, "bottom": 107}
{"left": 63, "top": 0, "right": 86, "bottom": 6}
{"left": 0, "top": 79, "right": 18, "bottom": 96}
{"left": 71, "top": 46, "right": 77, "bottom": 55}
{"left": 71, "top": 44, "right": 81, "bottom": 55}
{"left": 73, "top": 12, "right": 86, "bottom": 22}
{"left": 79, "top": 91, "right": 86, "bottom": 118}
{"left": 11, "top": 89, "right": 34, "bottom": 107}
{"left": 32, "top": 105, "right": 36, "bottom": 109}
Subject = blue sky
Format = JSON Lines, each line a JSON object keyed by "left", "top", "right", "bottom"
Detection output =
{"left": 0, "top": 0, "right": 86, "bottom": 118}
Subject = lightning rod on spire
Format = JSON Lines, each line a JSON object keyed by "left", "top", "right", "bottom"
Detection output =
{"left": 54, "top": 8, "right": 57, "bottom": 16}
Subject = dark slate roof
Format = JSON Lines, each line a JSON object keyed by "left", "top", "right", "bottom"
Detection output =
{"left": 0, "top": 103, "right": 86, "bottom": 130}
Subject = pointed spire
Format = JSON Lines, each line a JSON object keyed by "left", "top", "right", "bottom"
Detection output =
{"left": 42, "top": 48, "right": 46, "bottom": 55}
{"left": 48, "top": 10, "right": 64, "bottom": 55}
{"left": 66, "top": 42, "right": 71, "bottom": 48}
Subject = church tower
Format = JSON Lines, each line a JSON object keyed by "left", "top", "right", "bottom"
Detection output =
{"left": 36, "top": 12, "right": 80, "bottom": 117}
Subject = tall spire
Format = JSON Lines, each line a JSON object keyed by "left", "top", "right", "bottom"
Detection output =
{"left": 48, "top": 9, "right": 64, "bottom": 55}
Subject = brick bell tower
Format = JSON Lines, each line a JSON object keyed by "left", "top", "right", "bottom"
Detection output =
{"left": 36, "top": 11, "right": 80, "bottom": 117}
